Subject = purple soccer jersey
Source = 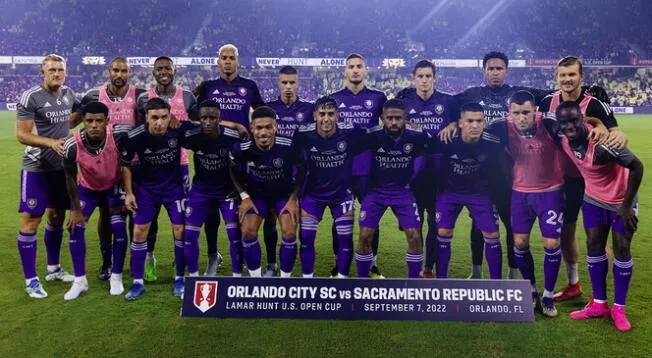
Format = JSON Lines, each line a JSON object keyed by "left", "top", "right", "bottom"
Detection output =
{"left": 196, "top": 76, "right": 264, "bottom": 128}
{"left": 265, "top": 97, "right": 314, "bottom": 138}
{"left": 401, "top": 90, "right": 455, "bottom": 136}
{"left": 511, "top": 190, "right": 563, "bottom": 239}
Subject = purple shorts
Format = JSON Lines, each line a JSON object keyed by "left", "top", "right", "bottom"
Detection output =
{"left": 359, "top": 189, "right": 421, "bottom": 229}
{"left": 581, "top": 200, "right": 638, "bottom": 235}
{"left": 352, "top": 176, "right": 368, "bottom": 201}
{"left": 76, "top": 184, "right": 124, "bottom": 218}
{"left": 300, "top": 191, "right": 355, "bottom": 221}
{"left": 181, "top": 164, "right": 191, "bottom": 196}
{"left": 18, "top": 170, "right": 70, "bottom": 216}
{"left": 511, "top": 189, "right": 563, "bottom": 239}
{"left": 133, "top": 186, "right": 185, "bottom": 225}
{"left": 246, "top": 197, "right": 290, "bottom": 218}
{"left": 436, "top": 191, "right": 499, "bottom": 233}
{"left": 185, "top": 189, "right": 237, "bottom": 225}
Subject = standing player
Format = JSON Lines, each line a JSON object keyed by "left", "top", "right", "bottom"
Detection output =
{"left": 331, "top": 53, "right": 387, "bottom": 278}
{"left": 16, "top": 54, "right": 78, "bottom": 298}
{"left": 63, "top": 102, "right": 130, "bottom": 299}
{"left": 292, "top": 96, "right": 367, "bottom": 278}
{"left": 229, "top": 107, "right": 299, "bottom": 277}
{"left": 397, "top": 59, "right": 455, "bottom": 278}
{"left": 193, "top": 44, "right": 266, "bottom": 276}
{"left": 356, "top": 99, "right": 426, "bottom": 278}
{"left": 262, "top": 65, "right": 314, "bottom": 276}
{"left": 556, "top": 101, "right": 643, "bottom": 332}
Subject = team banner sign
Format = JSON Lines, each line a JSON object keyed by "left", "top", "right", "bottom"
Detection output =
{"left": 181, "top": 277, "right": 534, "bottom": 322}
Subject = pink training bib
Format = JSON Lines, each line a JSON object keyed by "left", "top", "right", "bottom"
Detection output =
{"left": 74, "top": 124, "right": 122, "bottom": 191}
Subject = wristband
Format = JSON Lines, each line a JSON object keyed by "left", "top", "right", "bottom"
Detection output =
{"left": 240, "top": 191, "right": 250, "bottom": 201}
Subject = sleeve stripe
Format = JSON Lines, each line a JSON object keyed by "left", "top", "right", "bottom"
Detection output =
{"left": 481, "top": 132, "right": 501, "bottom": 143}
{"left": 128, "top": 126, "right": 145, "bottom": 138}
{"left": 19, "top": 86, "right": 41, "bottom": 107}
{"left": 223, "top": 128, "right": 240, "bottom": 138}
{"left": 598, "top": 100, "right": 612, "bottom": 115}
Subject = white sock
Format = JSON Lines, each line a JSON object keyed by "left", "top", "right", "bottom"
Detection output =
{"left": 594, "top": 298, "right": 606, "bottom": 304}
{"left": 302, "top": 273, "right": 314, "bottom": 278}
{"left": 249, "top": 268, "right": 262, "bottom": 277}
{"left": 74, "top": 275, "right": 87, "bottom": 284}
{"left": 542, "top": 290, "right": 554, "bottom": 299}
{"left": 337, "top": 273, "right": 348, "bottom": 278}
{"left": 47, "top": 265, "right": 60, "bottom": 272}
{"left": 133, "top": 279, "right": 144, "bottom": 285}
{"left": 232, "top": 273, "right": 242, "bottom": 277}
{"left": 175, "top": 275, "right": 183, "bottom": 281}
{"left": 566, "top": 263, "right": 579, "bottom": 284}
{"left": 280, "top": 271, "right": 291, "bottom": 278}
{"left": 189, "top": 272, "right": 199, "bottom": 277}
{"left": 25, "top": 276, "right": 38, "bottom": 285}
{"left": 111, "top": 273, "right": 123, "bottom": 281}
{"left": 372, "top": 255, "right": 377, "bottom": 266}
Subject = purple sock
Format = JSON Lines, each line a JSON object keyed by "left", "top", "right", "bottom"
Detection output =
{"left": 174, "top": 240, "right": 186, "bottom": 277}
{"left": 435, "top": 234, "right": 452, "bottom": 278}
{"left": 225, "top": 222, "right": 243, "bottom": 274}
{"left": 356, "top": 252, "right": 373, "bottom": 277}
{"left": 587, "top": 253, "right": 608, "bottom": 301}
{"left": 183, "top": 225, "right": 201, "bottom": 274}
{"left": 335, "top": 216, "right": 354, "bottom": 276}
{"left": 484, "top": 236, "right": 502, "bottom": 279}
{"left": 242, "top": 236, "right": 262, "bottom": 271}
{"left": 111, "top": 214, "right": 128, "bottom": 274}
{"left": 17, "top": 232, "right": 37, "bottom": 279}
{"left": 299, "top": 216, "right": 319, "bottom": 276}
{"left": 406, "top": 252, "right": 423, "bottom": 278}
{"left": 613, "top": 258, "right": 633, "bottom": 305}
{"left": 130, "top": 241, "right": 148, "bottom": 280}
{"left": 543, "top": 246, "right": 562, "bottom": 293}
{"left": 279, "top": 237, "right": 297, "bottom": 274}
{"left": 514, "top": 246, "right": 535, "bottom": 285}
{"left": 69, "top": 224, "right": 86, "bottom": 277}
{"left": 44, "top": 223, "right": 63, "bottom": 266}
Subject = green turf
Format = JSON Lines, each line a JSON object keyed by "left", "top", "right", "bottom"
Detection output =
{"left": 0, "top": 112, "right": 650, "bottom": 357}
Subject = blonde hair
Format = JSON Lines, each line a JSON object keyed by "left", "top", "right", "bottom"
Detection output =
{"left": 218, "top": 44, "right": 239, "bottom": 58}
{"left": 42, "top": 54, "right": 66, "bottom": 68}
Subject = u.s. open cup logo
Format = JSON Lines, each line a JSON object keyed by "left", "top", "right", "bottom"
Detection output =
{"left": 193, "top": 281, "right": 218, "bottom": 313}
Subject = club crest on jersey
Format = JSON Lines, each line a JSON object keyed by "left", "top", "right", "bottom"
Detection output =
{"left": 238, "top": 87, "right": 247, "bottom": 97}
{"left": 126, "top": 97, "right": 134, "bottom": 103}
{"left": 435, "top": 104, "right": 444, "bottom": 114}
{"left": 435, "top": 211, "right": 441, "bottom": 223}
{"left": 273, "top": 158, "right": 284, "bottom": 168}
{"left": 403, "top": 143, "right": 413, "bottom": 154}
{"left": 359, "top": 210, "right": 366, "bottom": 220}
{"left": 364, "top": 100, "right": 373, "bottom": 109}
{"left": 193, "top": 281, "right": 218, "bottom": 313}
{"left": 79, "top": 200, "right": 86, "bottom": 209}
{"left": 337, "top": 141, "right": 347, "bottom": 152}
{"left": 477, "top": 153, "right": 488, "bottom": 162}
{"left": 219, "top": 148, "right": 229, "bottom": 157}
{"left": 168, "top": 138, "right": 178, "bottom": 148}
{"left": 26, "top": 198, "right": 38, "bottom": 209}
{"left": 185, "top": 206, "right": 192, "bottom": 216}
{"left": 62, "top": 96, "right": 70, "bottom": 105}
{"left": 296, "top": 112, "right": 304, "bottom": 122}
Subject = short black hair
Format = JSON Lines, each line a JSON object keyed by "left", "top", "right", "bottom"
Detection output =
{"left": 345, "top": 53, "right": 365, "bottom": 62}
{"left": 109, "top": 56, "right": 128, "bottom": 66}
{"left": 251, "top": 106, "right": 277, "bottom": 122}
{"left": 482, "top": 51, "right": 509, "bottom": 69}
{"left": 557, "top": 56, "right": 583, "bottom": 75}
{"left": 145, "top": 97, "right": 171, "bottom": 113}
{"left": 279, "top": 66, "right": 297, "bottom": 75}
{"left": 412, "top": 59, "right": 436, "bottom": 76}
{"left": 555, "top": 101, "right": 582, "bottom": 118}
{"left": 383, "top": 98, "right": 405, "bottom": 111}
{"left": 199, "top": 99, "right": 220, "bottom": 110}
{"left": 460, "top": 102, "right": 485, "bottom": 114}
{"left": 81, "top": 101, "right": 109, "bottom": 117}
{"left": 509, "top": 90, "right": 536, "bottom": 106}
{"left": 154, "top": 56, "right": 174, "bottom": 65}
{"left": 314, "top": 96, "right": 338, "bottom": 111}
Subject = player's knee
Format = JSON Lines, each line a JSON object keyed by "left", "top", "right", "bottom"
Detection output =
{"left": 405, "top": 229, "right": 422, "bottom": 253}
{"left": 172, "top": 225, "right": 184, "bottom": 240}
{"left": 241, "top": 221, "right": 259, "bottom": 239}
{"left": 109, "top": 207, "right": 125, "bottom": 215}
{"left": 280, "top": 225, "right": 296, "bottom": 240}
{"left": 514, "top": 235, "right": 529, "bottom": 249}
{"left": 45, "top": 208, "right": 65, "bottom": 226}
{"left": 133, "top": 225, "right": 149, "bottom": 243}
{"left": 438, "top": 228, "right": 453, "bottom": 237}
{"left": 612, "top": 235, "right": 632, "bottom": 259}
{"left": 542, "top": 238, "right": 560, "bottom": 250}
{"left": 481, "top": 231, "right": 499, "bottom": 239}
{"left": 20, "top": 214, "right": 42, "bottom": 233}
{"left": 585, "top": 237, "right": 606, "bottom": 255}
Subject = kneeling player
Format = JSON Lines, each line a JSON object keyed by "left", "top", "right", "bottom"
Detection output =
{"left": 63, "top": 102, "right": 129, "bottom": 299}
{"left": 230, "top": 106, "right": 299, "bottom": 277}
{"left": 557, "top": 101, "right": 643, "bottom": 332}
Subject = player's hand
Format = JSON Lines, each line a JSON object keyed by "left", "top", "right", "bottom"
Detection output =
{"left": 234, "top": 123, "right": 250, "bottom": 140}
{"left": 280, "top": 198, "right": 299, "bottom": 227}
{"left": 169, "top": 113, "right": 181, "bottom": 129}
{"left": 66, "top": 209, "right": 85, "bottom": 234}
{"left": 49, "top": 138, "right": 66, "bottom": 157}
{"left": 616, "top": 205, "right": 637, "bottom": 231}
{"left": 407, "top": 120, "right": 420, "bottom": 130}
{"left": 238, "top": 197, "right": 258, "bottom": 223}
{"left": 604, "top": 130, "right": 628, "bottom": 150}
{"left": 125, "top": 193, "right": 138, "bottom": 214}
{"left": 588, "top": 125, "right": 610, "bottom": 145}
{"left": 438, "top": 122, "right": 458, "bottom": 144}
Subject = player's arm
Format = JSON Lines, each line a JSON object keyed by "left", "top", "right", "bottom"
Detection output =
{"left": 62, "top": 137, "right": 84, "bottom": 231}
{"left": 219, "top": 120, "right": 249, "bottom": 140}
{"left": 186, "top": 91, "right": 200, "bottom": 121}
{"left": 16, "top": 96, "right": 66, "bottom": 156}
{"left": 609, "top": 147, "right": 644, "bottom": 231}
{"left": 588, "top": 99, "right": 627, "bottom": 148}
{"left": 119, "top": 136, "right": 137, "bottom": 214}
{"left": 251, "top": 83, "right": 265, "bottom": 109}
{"left": 192, "top": 81, "right": 205, "bottom": 102}
{"left": 439, "top": 92, "right": 463, "bottom": 143}
{"left": 229, "top": 146, "right": 258, "bottom": 221}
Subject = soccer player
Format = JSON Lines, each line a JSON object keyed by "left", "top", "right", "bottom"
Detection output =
{"left": 538, "top": 56, "right": 627, "bottom": 301}
{"left": 16, "top": 54, "right": 78, "bottom": 298}
{"left": 135, "top": 56, "right": 198, "bottom": 282}
{"left": 432, "top": 103, "right": 504, "bottom": 280}
{"left": 331, "top": 53, "right": 387, "bottom": 278}
{"left": 180, "top": 100, "right": 243, "bottom": 277}
{"left": 63, "top": 102, "right": 130, "bottom": 299}
{"left": 229, "top": 106, "right": 299, "bottom": 277}
{"left": 193, "top": 44, "right": 265, "bottom": 276}
{"left": 356, "top": 99, "right": 426, "bottom": 278}
{"left": 77, "top": 56, "right": 146, "bottom": 280}
{"left": 397, "top": 59, "right": 455, "bottom": 278}
{"left": 556, "top": 101, "right": 643, "bottom": 332}
{"left": 122, "top": 98, "right": 196, "bottom": 300}
{"left": 292, "top": 96, "right": 367, "bottom": 278}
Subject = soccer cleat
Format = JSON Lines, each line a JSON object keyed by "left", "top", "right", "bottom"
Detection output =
{"left": 570, "top": 301, "right": 610, "bottom": 320}
{"left": 370, "top": 266, "right": 385, "bottom": 279}
{"left": 553, "top": 282, "right": 583, "bottom": 301}
{"left": 329, "top": 265, "right": 338, "bottom": 278}
{"left": 45, "top": 267, "right": 75, "bottom": 282}
{"left": 144, "top": 257, "right": 158, "bottom": 282}
{"left": 124, "top": 282, "right": 145, "bottom": 301}
{"left": 532, "top": 295, "right": 543, "bottom": 313}
{"left": 98, "top": 265, "right": 111, "bottom": 281}
{"left": 173, "top": 278, "right": 184, "bottom": 297}
{"left": 467, "top": 272, "right": 484, "bottom": 279}
{"left": 25, "top": 279, "right": 48, "bottom": 298}
{"left": 64, "top": 280, "right": 88, "bottom": 301}
{"left": 109, "top": 275, "right": 125, "bottom": 296}
{"left": 204, "top": 253, "right": 223, "bottom": 276}
{"left": 420, "top": 271, "right": 434, "bottom": 279}
{"left": 611, "top": 305, "right": 632, "bottom": 332}
{"left": 262, "top": 264, "right": 279, "bottom": 277}
{"left": 541, "top": 297, "right": 558, "bottom": 318}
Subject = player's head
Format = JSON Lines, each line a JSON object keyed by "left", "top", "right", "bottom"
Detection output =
{"left": 412, "top": 60, "right": 436, "bottom": 94}
{"left": 218, "top": 44, "right": 239, "bottom": 77}
{"left": 382, "top": 99, "right": 407, "bottom": 136}
{"left": 108, "top": 57, "right": 130, "bottom": 89}
{"left": 509, "top": 90, "right": 537, "bottom": 131}
{"left": 40, "top": 54, "right": 67, "bottom": 90}
{"left": 555, "top": 101, "right": 584, "bottom": 140}
{"left": 250, "top": 106, "right": 277, "bottom": 149}
{"left": 482, "top": 51, "right": 508, "bottom": 87}
{"left": 198, "top": 100, "right": 222, "bottom": 136}
{"left": 153, "top": 56, "right": 175, "bottom": 87}
{"left": 459, "top": 102, "right": 486, "bottom": 142}
{"left": 80, "top": 101, "right": 109, "bottom": 141}
{"left": 278, "top": 66, "right": 298, "bottom": 101}
{"left": 556, "top": 56, "right": 584, "bottom": 96}
{"left": 314, "top": 96, "right": 339, "bottom": 135}
{"left": 145, "top": 97, "right": 171, "bottom": 136}
{"left": 344, "top": 53, "right": 367, "bottom": 85}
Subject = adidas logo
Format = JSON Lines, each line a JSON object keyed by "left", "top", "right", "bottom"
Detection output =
{"left": 144, "top": 149, "right": 152, "bottom": 154}
{"left": 409, "top": 108, "right": 417, "bottom": 114}
{"left": 450, "top": 154, "right": 459, "bottom": 159}
{"left": 478, "top": 101, "right": 485, "bottom": 106}
{"left": 213, "top": 89, "right": 220, "bottom": 95}
{"left": 338, "top": 103, "right": 346, "bottom": 108}
{"left": 196, "top": 150, "right": 204, "bottom": 155}
{"left": 310, "top": 147, "right": 318, "bottom": 152}
{"left": 44, "top": 102, "right": 52, "bottom": 107}
{"left": 377, "top": 148, "right": 386, "bottom": 153}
